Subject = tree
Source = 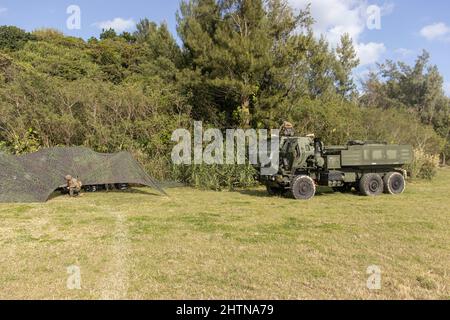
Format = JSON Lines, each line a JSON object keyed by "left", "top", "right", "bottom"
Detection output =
{"left": 335, "top": 33, "right": 359, "bottom": 98}
{"left": 134, "top": 19, "right": 181, "bottom": 65}
{"left": 100, "top": 28, "right": 118, "bottom": 40}
{"left": 120, "top": 32, "right": 137, "bottom": 43}
{"left": 306, "top": 36, "right": 338, "bottom": 98}
{"left": 1, "top": 0, "right": 446, "bottom": 185}
{"left": 177, "top": 0, "right": 331, "bottom": 127}
{"left": 360, "top": 50, "right": 450, "bottom": 160}
{"left": 135, "top": 18, "right": 154, "bottom": 42}
{"left": 0, "top": 26, "right": 35, "bottom": 50}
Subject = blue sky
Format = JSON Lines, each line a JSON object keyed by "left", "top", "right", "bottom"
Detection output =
{"left": 0, "top": 0, "right": 449, "bottom": 95}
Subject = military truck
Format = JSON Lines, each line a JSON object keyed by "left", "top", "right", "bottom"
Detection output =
{"left": 258, "top": 136, "right": 412, "bottom": 200}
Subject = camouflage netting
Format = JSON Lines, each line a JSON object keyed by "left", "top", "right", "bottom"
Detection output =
{"left": 0, "top": 146, "right": 166, "bottom": 203}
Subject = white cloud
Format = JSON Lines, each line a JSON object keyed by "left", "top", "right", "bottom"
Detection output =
{"left": 394, "top": 48, "right": 414, "bottom": 57}
{"left": 288, "top": 0, "right": 392, "bottom": 66}
{"left": 0, "top": 7, "right": 7, "bottom": 14}
{"left": 420, "top": 22, "right": 450, "bottom": 42}
{"left": 380, "top": 2, "right": 395, "bottom": 16}
{"left": 290, "top": 0, "right": 365, "bottom": 45}
{"left": 355, "top": 42, "right": 386, "bottom": 66}
{"left": 93, "top": 18, "right": 135, "bottom": 33}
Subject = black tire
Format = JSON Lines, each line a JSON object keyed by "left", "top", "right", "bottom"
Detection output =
{"left": 84, "top": 185, "right": 98, "bottom": 192}
{"left": 266, "top": 185, "right": 283, "bottom": 196}
{"left": 115, "top": 183, "right": 129, "bottom": 191}
{"left": 359, "top": 173, "right": 383, "bottom": 197}
{"left": 383, "top": 172, "right": 406, "bottom": 195}
{"left": 289, "top": 175, "right": 316, "bottom": 200}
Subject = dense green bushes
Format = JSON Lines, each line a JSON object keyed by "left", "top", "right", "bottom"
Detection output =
{"left": 0, "top": 26, "right": 35, "bottom": 51}
{"left": 0, "top": 56, "right": 190, "bottom": 180}
{"left": 0, "top": 0, "right": 449, "bottom": 189}
{"left": 406, "top": 149, "right": 441, "bottom": 180}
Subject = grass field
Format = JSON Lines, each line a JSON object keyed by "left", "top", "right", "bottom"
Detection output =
{"left": 0, "top": 169, "right": 449, "bottom": 300}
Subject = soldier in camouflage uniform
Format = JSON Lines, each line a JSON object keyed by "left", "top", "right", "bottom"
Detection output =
{"left": 65, "top": 175, "right": 82, "bottom": 197}
{"left": 280, "top": 121, "right": 295, "bottom": 137}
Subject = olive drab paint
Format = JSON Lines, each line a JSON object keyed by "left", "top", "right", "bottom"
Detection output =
{"left": 259, "top": 135, "right": 412, "bottom": 201}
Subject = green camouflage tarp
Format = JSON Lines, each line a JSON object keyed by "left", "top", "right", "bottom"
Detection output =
{"left": 0, "top": 146, "right": 166, "bottom": 203}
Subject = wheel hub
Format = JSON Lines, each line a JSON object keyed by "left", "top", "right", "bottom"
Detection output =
{"left": 300, "top": 183, "right": 309, "bottom": 194}
{"left": 392, "top": 179, "right": 401, "bottom": 189}
{"left": 369, "top": 181, "right": 379, "bottom": 192}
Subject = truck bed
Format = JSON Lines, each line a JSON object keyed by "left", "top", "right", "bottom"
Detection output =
{"left": 338, "top": 144, "right": 413, "bottom": 167}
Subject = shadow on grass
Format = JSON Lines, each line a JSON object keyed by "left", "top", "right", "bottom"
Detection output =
{"left": 47, "top": 192, "right": 65, "bottom": 201}
{"left": 236, "top": 189, "right": 271, "bottom": 198}
{"left": 235, "top": 186, "right": 360, "bottom": 199}
{"left": 47, "top": 187, "right": 163, "bottom": 201}
{"left": 122, "top": 188, "right": 162, "bottom": 197}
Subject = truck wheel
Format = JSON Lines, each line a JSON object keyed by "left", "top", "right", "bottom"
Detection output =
{"left": 383, "top": 172, "right": 406, "bottom": 195}
{"left": 359, "top": 173, "right": 383, "bottom": 197}
{"left": 266, "top": 185, "right": 283, "bottom": 196}
{"left": 115, "top": 183, "right": 129, "bottom": 191}
{"left": 289, "top": 175, "right": 316, "bottom": 200}
{"left": 84, "top": 185, "right": 98, "bottom": 193}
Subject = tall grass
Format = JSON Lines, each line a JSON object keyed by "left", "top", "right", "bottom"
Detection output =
{"left": 172, "top": 163, "right": 257, "bottom": 190}
{"left": 406, "top": 148, "right": 440, "bottom": 180}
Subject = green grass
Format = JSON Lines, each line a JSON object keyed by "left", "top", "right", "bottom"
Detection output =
{"left": 0, "top": 169, "right": 449, "bottom": 299}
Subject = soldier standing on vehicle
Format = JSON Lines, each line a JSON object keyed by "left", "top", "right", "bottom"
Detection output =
{"left": 65, "top": 175, "right": 82, "bottom": 197}
{"left": 280, "top": 121, "right": 295, "bottom": 137}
